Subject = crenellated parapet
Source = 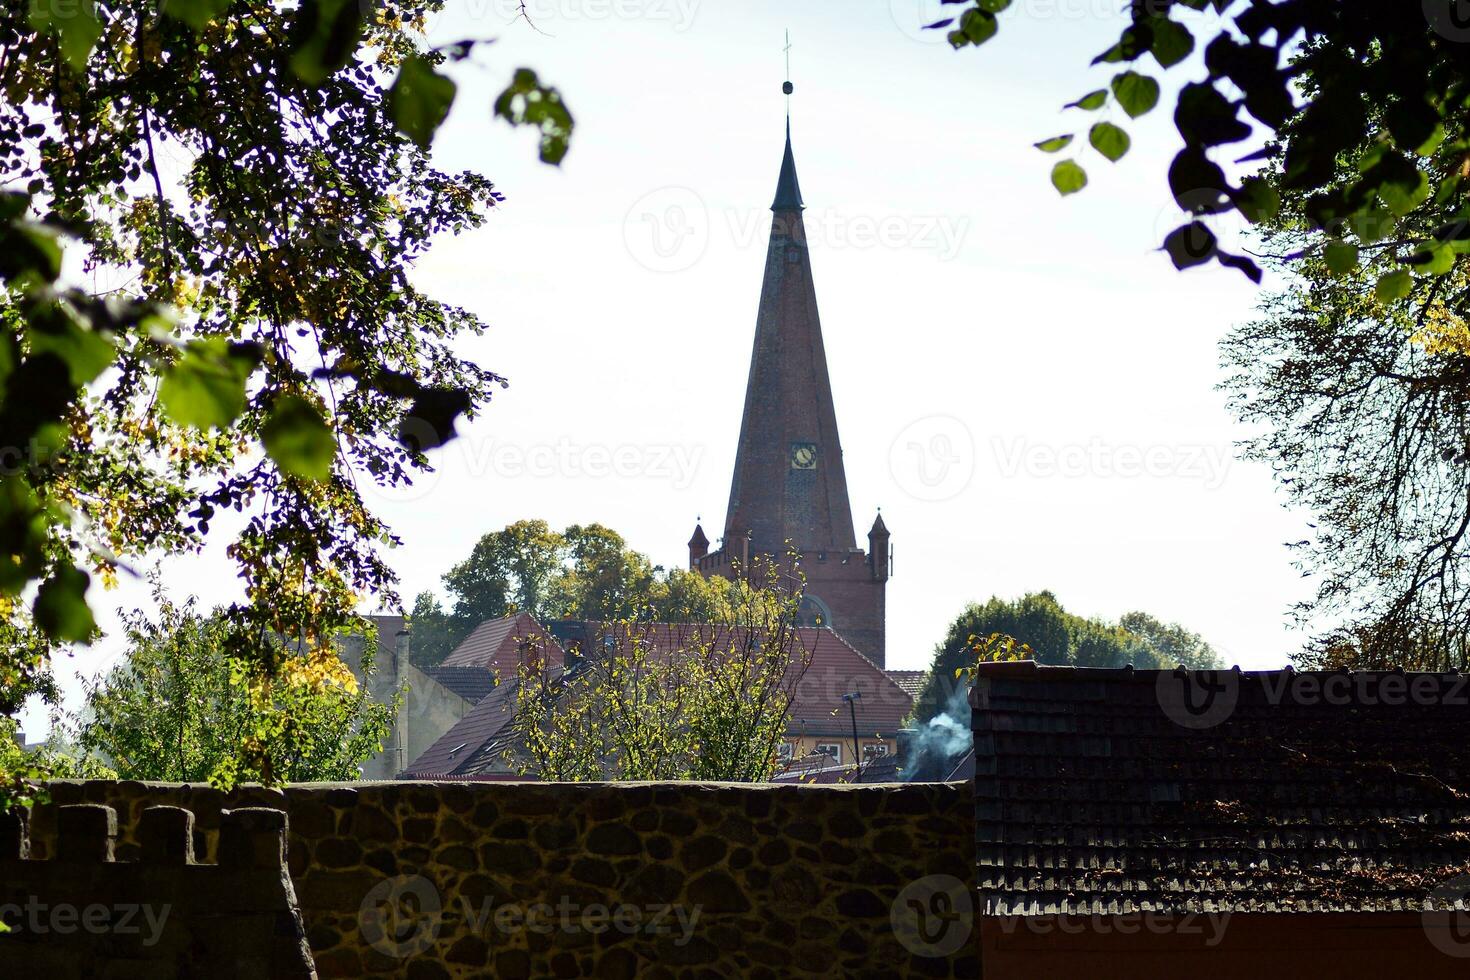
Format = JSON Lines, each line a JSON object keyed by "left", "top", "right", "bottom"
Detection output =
{"left": 0, "top": 801, "right": 315, "bottom": 977}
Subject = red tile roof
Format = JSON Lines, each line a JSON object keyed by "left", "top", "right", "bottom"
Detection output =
{"left": 441, "top": 613, "right": 564, "bottom": 680}
{"left": 885, "top": 669, "right": 927, "bottom": 699}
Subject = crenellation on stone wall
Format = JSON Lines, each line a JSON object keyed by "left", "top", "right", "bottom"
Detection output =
{"left": 23, "top": 779, "right": 977, "bottom": 978}
{"left": 1, "top": 801, "right": 316, "bottom": 977}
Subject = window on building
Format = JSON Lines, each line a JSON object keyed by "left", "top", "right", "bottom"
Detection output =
{"left": 815, "top": 743, "right": 842, "bottom": 762}
{"left": 863, "top": 742, "right": 889, "bottom": 759}
{"left": 777, "top": 742, "right": 794, "bottom": 761}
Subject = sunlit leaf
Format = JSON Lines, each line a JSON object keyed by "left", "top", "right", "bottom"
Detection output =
{"left": 1051, "top": 160, "right": 1088, "bottom": 196}
{"left": 388, "top": 55, "right": 457, "bottom": 151}
{"left": 262, "top": 395, "right": 336, "bottom": 482}
{"left": 1111, "top": 71, "right": 1160, "bottom": 118}
{"left": 1090, "top": 122, "right": 1131, "bottom": 162}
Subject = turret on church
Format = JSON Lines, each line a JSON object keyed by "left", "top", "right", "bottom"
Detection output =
{"left": 688, "top": 88, "right": 890, "bottom": 666}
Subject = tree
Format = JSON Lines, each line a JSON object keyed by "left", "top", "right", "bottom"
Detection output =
{"left": 926, "top": 1, "right": 1470, "bottom": 289}
{"left": 72, "top": 593, "right": 397, "bottom": 784}
{"left": 410, "top": 520, "right": 790, "bottom": 665}
{"left": 506, "top": 557, "right": 811, "bottom": 782}
{"left": 1223, "top": 231, "right": 1470, "bottom": 669}
{"left": 0, "top": 0, "right": 571, "bottom": 793}
{"left": 912, "top": 592, "right": 1222, "bottom": 727}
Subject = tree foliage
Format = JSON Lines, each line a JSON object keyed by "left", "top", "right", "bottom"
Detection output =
{"left": 410, "top": 520, "right": 793, "bottom": 665}
{"left": 928, "top": 1, "right": 1470, "bottom": 286}
{"left": 0, "top": 0, "right": 571, "bottom": 785}
{"left": 1224, "top": 224, "right": 1470, "bottom": 669}
{"left": 71, "top": 591, "right": 396, "bottom": 784}
{"left": 506, "top": 557, "right": 811, "bottom": 782}
{"left": 912, "top": 591, "right": 1221, "bottom": 726}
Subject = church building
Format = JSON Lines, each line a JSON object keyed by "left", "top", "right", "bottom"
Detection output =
{"left": 686, "top": 99, "right": 892, "bottom": 667}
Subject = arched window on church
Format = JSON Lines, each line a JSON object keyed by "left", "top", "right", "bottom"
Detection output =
{"left": 797, "top": 594, "right": 833, "bottom": 630}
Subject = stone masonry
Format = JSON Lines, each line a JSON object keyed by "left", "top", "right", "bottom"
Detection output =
{"left": 23, "top": 780, "right": 977, "bottom": 978}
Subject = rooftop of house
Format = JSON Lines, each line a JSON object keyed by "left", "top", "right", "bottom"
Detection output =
{"left": 403, "top": 617, "right": 915, "bottom": 777}
{"left": 400, "top": 677, "right": 525, "bottom": 778}
{"left": 421, "top": 666, "right": 498, "bottom": 704}
{"left": 885, "top": 669, "right": 926, "bottom": 699}
{"left": 970, "top": 660, "right": 1470, "bottom": 915}
{"left": 440, "top": 612, "right": 565, "bottom": 678}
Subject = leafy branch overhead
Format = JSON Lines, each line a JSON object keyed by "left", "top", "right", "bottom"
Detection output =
{"left": 927, "top": 0, "right": 1470, "bottom": 288}
{"left": 1, "top": 0, "right": 573, "bottom": 792}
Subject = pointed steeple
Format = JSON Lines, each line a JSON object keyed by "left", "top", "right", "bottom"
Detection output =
{"left": 687, "top": 522, "right": 710, "bottom": 564}
{"left": 723, "top": 103, "right": 856, "bottom": 558}
{"left": 772, "top": 120, "right": 804, "bottom": 211}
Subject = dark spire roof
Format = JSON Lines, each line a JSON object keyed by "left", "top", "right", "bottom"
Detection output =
{"left": 868, "top": 511, "right": 889, "bottom": 537}
{"left": 772, "top": 119, "right": 804, "bottom": 211}
{"left": 688, "top": 523, "right": 709, "bottom": 549}
{"left": 724, "top": 119, "right": 855, "bottom": 556}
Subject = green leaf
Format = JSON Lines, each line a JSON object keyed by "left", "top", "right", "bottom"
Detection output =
{"left": 494, "top": 69, "right": 575, "bottom": 166}
{"left": 1406, "top": 244, "right": 1456, "bottom": 275}
{"left": 1034, "top": 135, "right": 1074, "bottom": 153}
{"left": 33, "top": 565, "right": 95, "bottom": 643}
{"left": 261, "top": 395, "right": 336, "bottom": 482}
{"left": 978, "top": 0, "right": 1011, "bottom": 10}
{"left": 1324, "top": 241, "right": 1359, "bottom": 276}
{"left": 159, "top": 338, "right": 259, "bottom": 430}
{"left": 289, "top": 0, "right": 364, "bottom": 86}
{"left": 1375, "top": 269, "right": 1413, "bottom": 303}
{"left": 26, "top": 315, "right": 116, "bottom": 386}
{"left": 1149, "top": 17, "right": 1195, "bottom": 68}
{"left": 162, "top": 0, "right": 232, "bottom": 30}
{"left": 1089, "top": 123, "right": 1131, "bottom": 163}
{"left": 0, "top": 223, "right": 62, "bottom": 283}
{"left": 1378, "top": 167, "right": 1430, "bottom": 217}
{"left": 1234, "top": 177, "right": 1280, "bottom": 224}
{"left": 1066, "top": 90, "right": 1109, "bottom": 111}
{"left": 28, "top": 0, "right": 101, "bottom": 72}
{"left": 1353, "top": 206, "right": 1395, "bottom": 244}
{"left": 388, "top": 56, "right": 458, "bottom": 151}
{"left": 1111, "top": 71, "right": 1160, "bottom": 118}
{"left": 959, "top": 9, "right": 998, "bottom": 45}
{"left": 1051, "top": 160, "right": 1088, "bottom": 196}
{"left": 1384, "top": 98, "right": 1442, "bottom": 157}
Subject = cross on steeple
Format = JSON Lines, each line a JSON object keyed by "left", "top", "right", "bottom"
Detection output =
{"left": 783, "top": 30, "right": 794, "bottom": 118}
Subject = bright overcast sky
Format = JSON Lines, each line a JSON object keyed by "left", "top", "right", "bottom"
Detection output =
{"left": 25, "top": 0, "right": 1315, "bottom": 736}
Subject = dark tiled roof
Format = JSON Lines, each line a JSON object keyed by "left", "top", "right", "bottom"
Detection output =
{"left": 441, "top": 613, "right": 564, "bottom": 679}
{"left": 971, "top": 661, "right": 1470, "bottom": 915}
{"left": 886, "top": 669, "right": 926, "bottom": 699}
{"left": 401, "top": 679, "right": 524, "bottom": 778}
{"left": 421, "top": 666, "right": 497, "bottom": 704}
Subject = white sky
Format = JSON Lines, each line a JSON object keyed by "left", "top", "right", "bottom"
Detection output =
{"left": 23, "top": 0, "right": 1315, "bottom": 736}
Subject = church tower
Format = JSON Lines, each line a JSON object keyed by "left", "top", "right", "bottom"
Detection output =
{"left": 688, "top": 78, "right": 890, "bottom": 666}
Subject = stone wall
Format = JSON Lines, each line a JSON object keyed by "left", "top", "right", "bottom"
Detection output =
{"left": 1, "top": 802, "right": 315, "bottom": 977}
{"left": 25, "top": 780, "right": 977, "bottom": 978}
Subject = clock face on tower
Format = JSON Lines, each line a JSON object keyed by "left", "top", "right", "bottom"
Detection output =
{"left": 790, "top": 442, "right": 818, "bottom": 470}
